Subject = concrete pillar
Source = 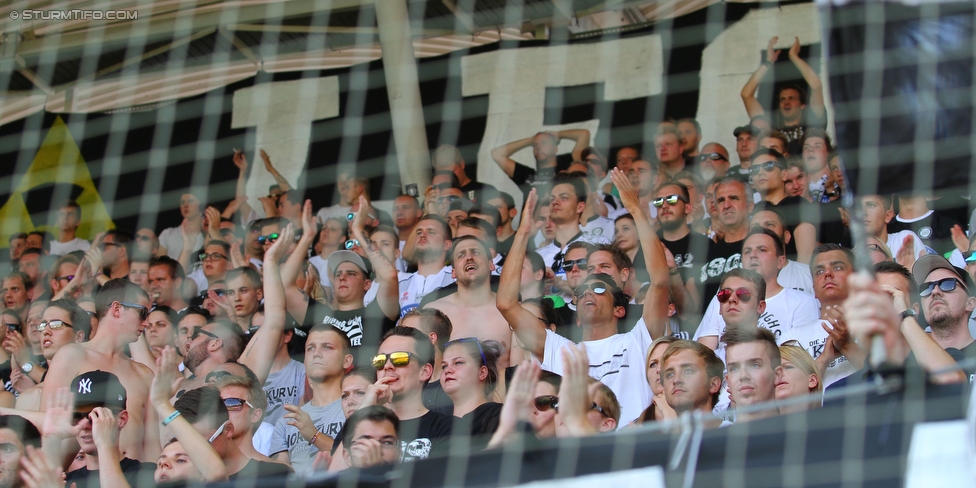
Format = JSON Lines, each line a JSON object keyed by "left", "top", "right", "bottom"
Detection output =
{"left": 375, "top": 0, "right": 430, "bottom": 194}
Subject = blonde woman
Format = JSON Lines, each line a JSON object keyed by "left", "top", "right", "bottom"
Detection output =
{"left": 776, "top": 342, "right": 822, "bottom": 413}
{"left": 633, "top": 336, "right": 679, "bottom": 424}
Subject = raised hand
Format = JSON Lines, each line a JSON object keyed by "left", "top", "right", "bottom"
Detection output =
{"left": 283, "top": 404, "right": 318, "bottom": 442}
{"left": 89, "top": 408, "right": 120, "bottom": 451}
{"left": 264, "top": 224, "right": 294, "bottom": 265}
{"left": 19, "top": 445, "right": 65, "bottom": 488}
{"left": 766, "top": 36, "right": 781, "bottom": 63}
{"left": 301, "top": 200, "right": 317, "bottom": 236}
{"left": 360, "top": 376, "right": 395, "bottom": 408}
{"left": 609, "top": 168, "right": 641, "bottom": 214}
{"left": 895, "top": 234, "right": 916, "bottom": 270}
{"left": 518, "top": 189, "right": 538, "bottom": 235}
{"left": 259, "top": 149, "right": 273, "bottom": 170}
{"left": 788, "top": 36, "right": 801, "bottom": 59}
{"left": 41, "top": 387, "right": 81, "bottom": 440}
{"left": 150, "top": 347, "right": 184, "bottom": 409}
{"left": 205, "top": 207, "right": 223, "bottom": 240}
{"left": 232, "top": 150, "right": 248, "bottom": 171}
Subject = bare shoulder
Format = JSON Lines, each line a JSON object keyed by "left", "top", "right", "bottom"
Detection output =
{"left": 425, "top": 294, "right": 459, "bottom": 309}
{"left": 128, "top": 359, "right": 155, "bottom": 381}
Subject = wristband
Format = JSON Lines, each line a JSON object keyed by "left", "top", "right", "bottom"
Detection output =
{"left": 162, "top": 410, "right": 182, "bottom": 427}
{"left": 309, "top": 431, "right": 321, "bottom": 445}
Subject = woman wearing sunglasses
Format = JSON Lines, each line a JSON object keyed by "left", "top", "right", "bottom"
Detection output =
{"left": 441, "top": 338, "right": 504, "bottom": 450}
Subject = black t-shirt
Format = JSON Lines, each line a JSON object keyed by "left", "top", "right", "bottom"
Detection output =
{"left": 460, "top": 180, "right": 497, "bottom": 205}
{"left": 398, "top": 410, "right": 453, "bottom": 462}
{"left": 775, "top": 109, "right": 828, "bottom": 155}
{"left": 698, "top": 238, "right": 745, "bottom": 313}
{"left": 65, "top": 458, "right": 156, "bottom": 488}
{"left": 228, "top": 458, "right": 293, "bottom": 481}
{"left": 304, "top": 300, "right": 397, "bottom": 365}
{"left": 887, "top": 210, "right": 960, "bottom": 256}
{"left": 452, "top": 402, "right": 502, "bottom": 451}
{"left": 511, "top": 163, "right": 556, "bottom": 198}
{"left": 496, "top": 233, "right": 515, "bottom": 256}
{"left": 659, "top": 230, "right": 711, "bottom": 283}
{"left": 757, "top": 196, "right": 822, "bottom": 259}
{"left": 817, "top": 199, "right": 852, "bottom": 249}
{"left": 423, "top": 380, "right": 454, "bottom": 416}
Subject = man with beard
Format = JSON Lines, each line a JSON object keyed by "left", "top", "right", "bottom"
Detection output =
{"left": 178, "top": 321, "right": 246, "bottom": 394}
{"left": 655, "top": 181, "right": 709, "bottom": 312}
{"left": 359, "top": 327, "right": 452, "bottom": 462}
{"left": 17, "top": 249, "right": 47, "bottom": 301}
{"left": 424, "top": 236, "right": 516, "bottom": 367}
{"left": 695, "top": 143, "right": 732, "bottom": 183}
{"left": 677, "top": 118, "right": 702, "bottom": 160}
{"left": 397, "top": 215, "right": 454, "bottom": 316}
{"left": 96, "top": 230, "right": 132, "bottom": 283}
{"left": 912, "top": 255, "right": 976, "bottom": 370}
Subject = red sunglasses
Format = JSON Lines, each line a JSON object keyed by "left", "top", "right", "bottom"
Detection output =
{"left": 716, "top": 287, "right": 754, "bottom": 303}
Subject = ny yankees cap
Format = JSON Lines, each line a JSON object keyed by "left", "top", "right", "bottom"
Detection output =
{"left": 70, "top": 370, "right": 128, "bottom": 410}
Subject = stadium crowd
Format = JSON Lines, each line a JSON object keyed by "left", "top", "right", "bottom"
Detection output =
{"left": 0, "top": 36, "right": 971, "bottom": 486}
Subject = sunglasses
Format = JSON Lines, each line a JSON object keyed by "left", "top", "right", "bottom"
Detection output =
{"left": 56, "top": 275, "right": 75, "bottom": 283}
{"left": 72, "top": 411, "right": 93, "bottom": 425}
{"left": 120, "top": 302, "right": 150, "bottom": 321}
{"left": 222, "top": 397, "right": 255, "bottom": 412}
{"left": 192, "top": 327, "right": 220, "bottom": 341}
{"left": 716, "top": 287, "right": 754, "bottom": 303}
{"left": 696, "top": 152, "right": 727, "bottom": 163}
{"left": 199, "top": 252, "right": 228, "bottom": 262}
{"left": 560, "top": 258, "right": 587, "bottom": 273}
{"left": 652, "top": 194, "right": 689, "bottom": 207}
{"left": 574, "top": 282, "right": 608, "bottom": 299}
{"left": 438, "top": 196, "right": 461, "bottom": 205}
{"left": 344, "top": 239, "right": 360, "bottom": 250}
{"left": 99, "top": 242, "right": 120, "bottom": 250}
{"left": 920, "top": 277, "right": 966, "bottom": 297}
{"left": 750, "top": 161, "right": 781, "bottom": 173}
{"left": 346, "top": 213, "right": 377, "bottom": 221}
{"left": 210, "top": 288, "right": 226, "bottom": 297}
{"left": 545, "top": 399, "right": 606, "bottom": 416}
{"left": 37, "top": 320, "right": 72, "bottom": 332}
{"left": 208, "top": 420, "right": 229, "bottom": 443}
{"left": 445, "top": 337, "right": 486, "bottom": 366}
{"left": 372, "top": 351, "right": 419, "bottom": 370}
{"left": 534, "top": 395, "right": 558, "bottom": 411}
{"left": 257, "top": 233, "right": 280, "bottom": 244}
{"left": 964, "top": 250, "right": 976, "bottom": 263}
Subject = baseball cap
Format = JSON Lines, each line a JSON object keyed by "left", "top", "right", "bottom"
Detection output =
{"left": 911, "top": 254, "right": 974, "bottom": 295}
{"left": 733, "top": 125, "right": 760, "bottom": 137}
{"left": 70, "top": 371, "right": 127, "bottom": 410}
{"left": 448, "top": 199, "right": 475, "bottom": 213}
{"left": 328, "top": 250, "right": 373, "bottom": 279}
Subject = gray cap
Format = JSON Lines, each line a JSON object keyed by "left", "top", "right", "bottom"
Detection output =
{"left": 911, "top": 254, "right": 973, "bottom": 295}
{"left": 327, "top": 250, "right": 373, "bottom": 278}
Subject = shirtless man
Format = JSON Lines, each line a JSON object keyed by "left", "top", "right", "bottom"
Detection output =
{"left": 424, "top": 236, "right": 516, "bottom": 367}
{"left": 41, "top": 279, "right": 159, "bottom": 461}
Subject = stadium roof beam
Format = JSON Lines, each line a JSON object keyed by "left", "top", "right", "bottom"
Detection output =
{"left": 440, "top": 0, "right": 477, "bottom": 34}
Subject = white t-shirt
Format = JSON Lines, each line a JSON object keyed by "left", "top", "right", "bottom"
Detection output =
{"left": 887, "top": 230, "right": 928, "bottom": 261}
{"left": 580, "top": 216, "right": 615, "bottom": 243}
{"left": 779, "top": 319, "right": 859, "bottom": 388}
{"left": 158, "top": 226, "right": 204, "bottom": 260}
{"left": 397, "top": 267, "right": 455, "bottom": 316}
{"left": 252, "top": 421, "right": 274, "bottom": 456}
{"left": 536, "top": 229, "right": 612, "bottom": 274}
{"left": 316, "top": 205, "right": 351, "bottom": 224}
{"left": 186, "top": 267, "right": 208, "bottom": 294}
{"left": 541, "top": 319, "right": 653, "bottom": 426}
{"left": 309, "top": 255, "right": 330, "bottom": 287}
{"left": 694, "top": 288, "right": 820, "bottom": 364}
{"left": 778, "top": 260, "right": 814, "bottom": 295}
{"left": 49, "top": 237, "right": 90, "bottom": 256}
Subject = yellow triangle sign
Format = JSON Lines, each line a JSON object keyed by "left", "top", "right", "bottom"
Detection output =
{"left": 0, "top": 116, "right": 115, "bottom": 247}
